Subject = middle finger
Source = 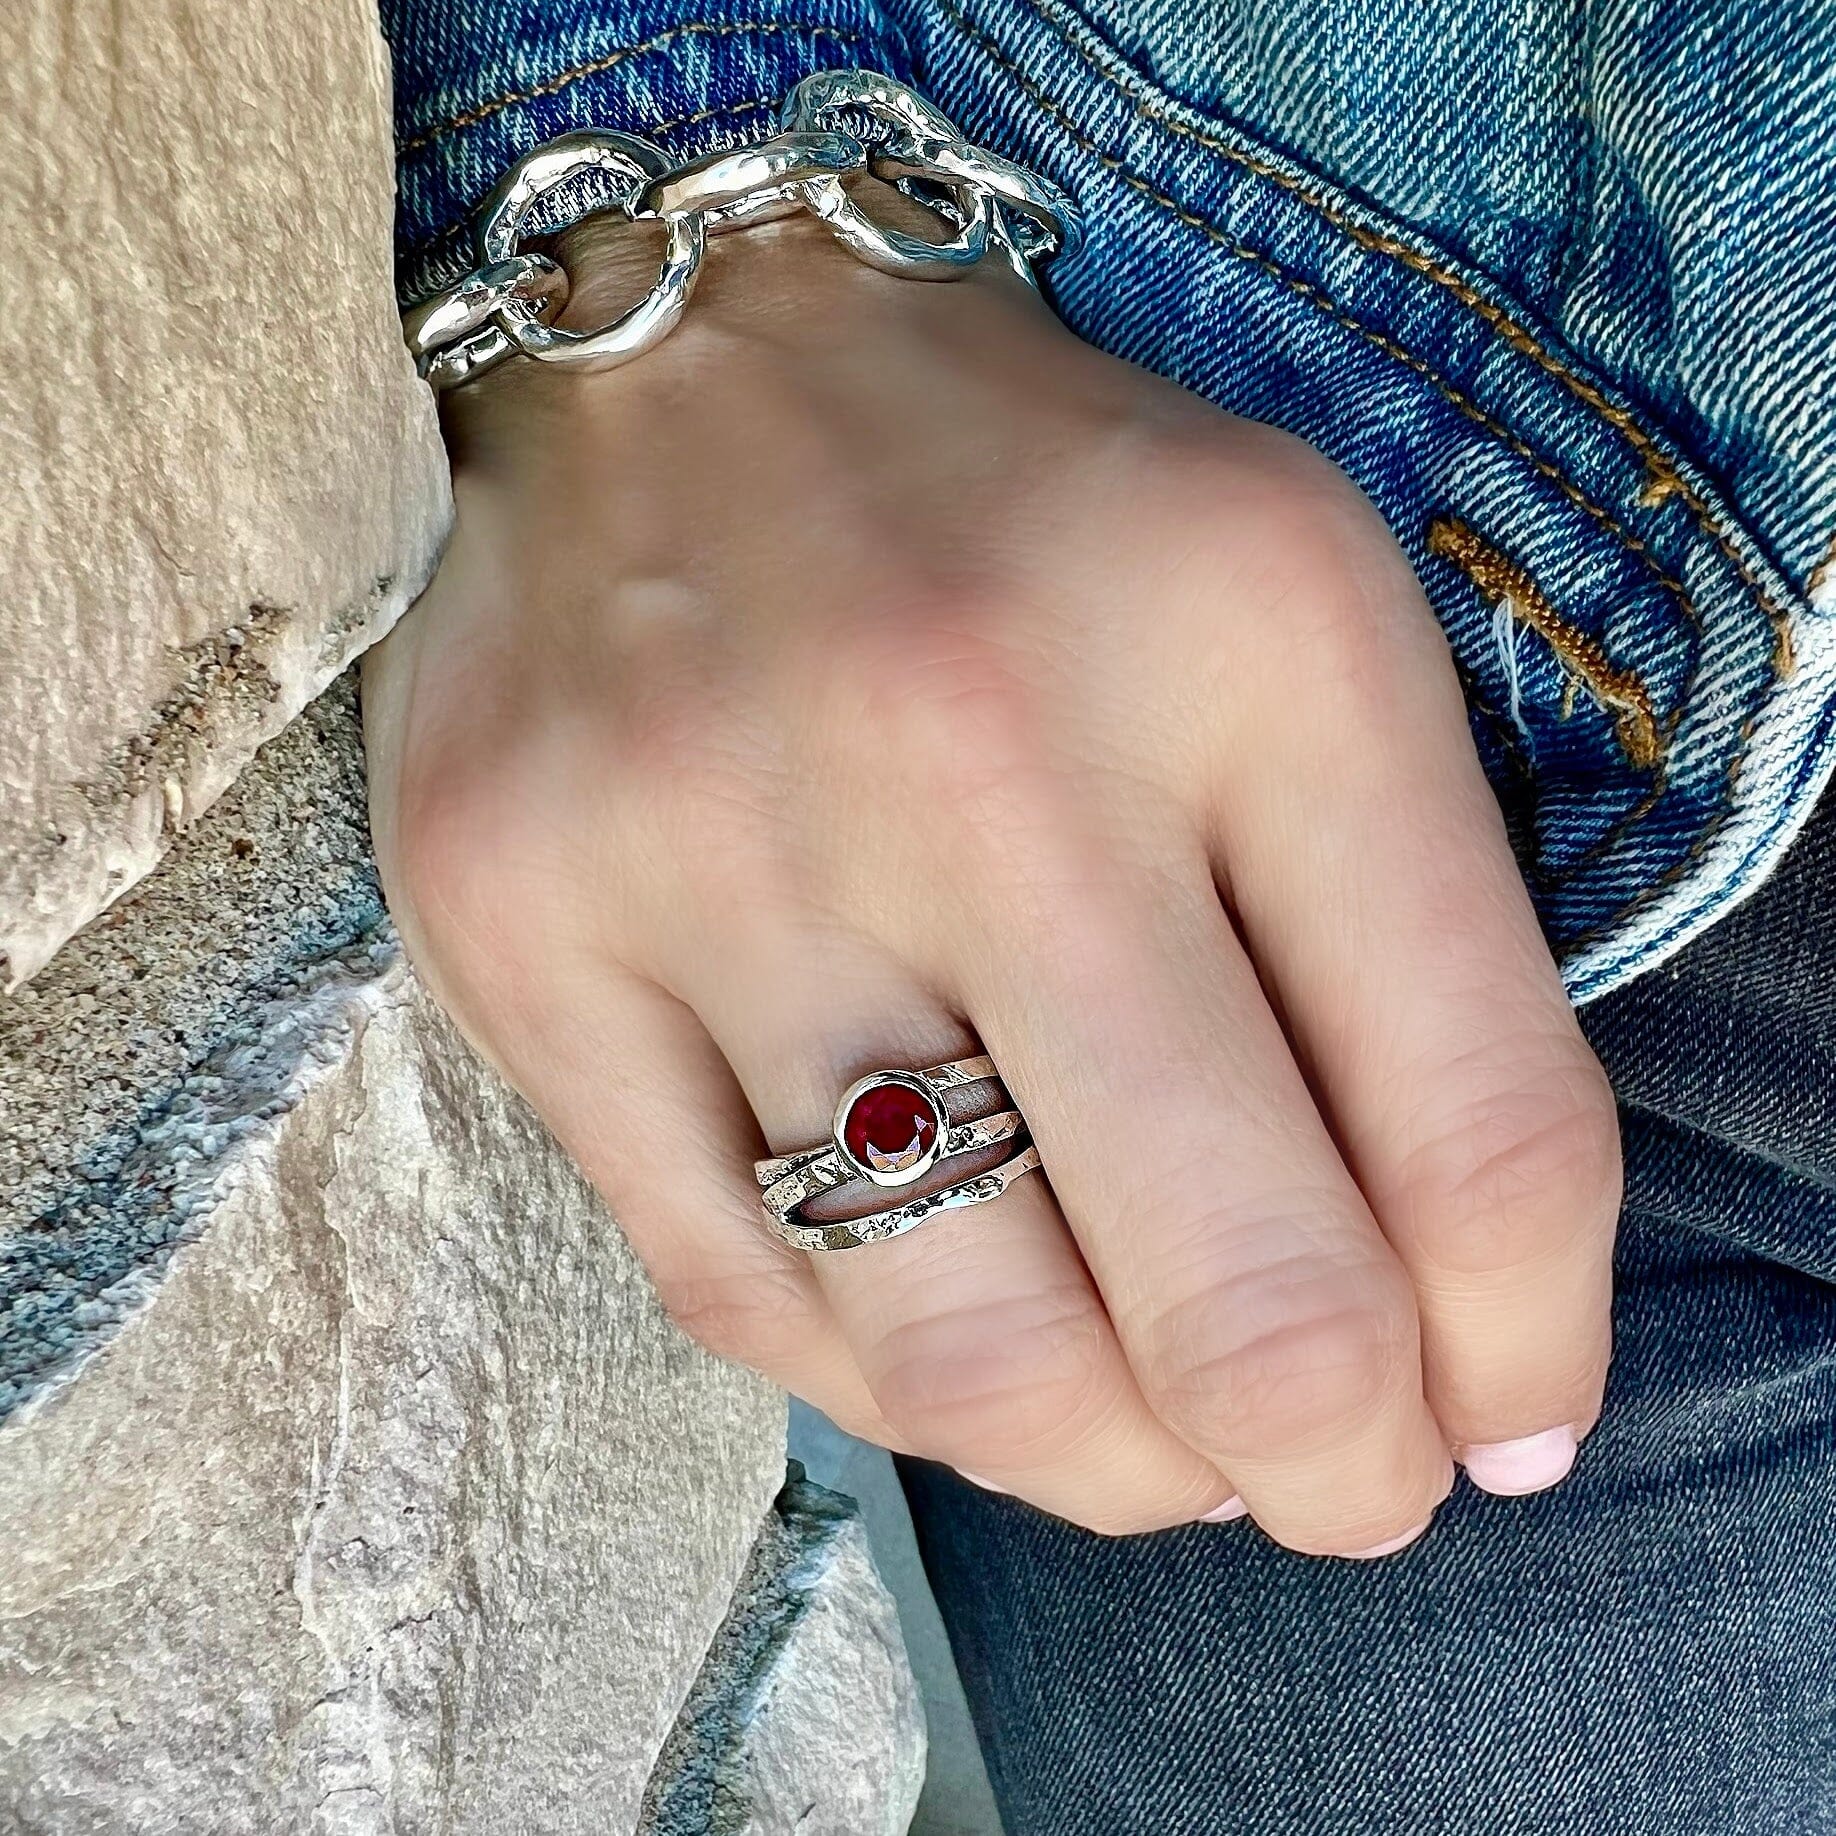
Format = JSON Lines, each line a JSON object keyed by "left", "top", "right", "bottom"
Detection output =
{"left": 925, "top": 794, "right": 1455, "bottom": 1556}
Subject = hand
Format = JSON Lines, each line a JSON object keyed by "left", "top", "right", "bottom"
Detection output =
{"left": 363, "top": 184, "right": 1620, "bottom": 1551}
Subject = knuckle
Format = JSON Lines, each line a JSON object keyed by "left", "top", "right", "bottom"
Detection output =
{"left": 868, "top": 1288, "right": 1112, "bottom": 1463}
{"left": 1162, "top": 430, "right": 1444, "bottom": 724}
{"left": 1390, "top": 1049, "right": 1623, "bottom": 1275}
{"left": 1140, "top": 1264, "right": 1416, "bottom": 1456}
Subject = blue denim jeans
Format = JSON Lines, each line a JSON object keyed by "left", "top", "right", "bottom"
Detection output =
{"left": 898, "top": 769, "right": 1836, "bottom": 1829}
{"left": 381, "top": 0, "right": 1836, "bottom": 1824}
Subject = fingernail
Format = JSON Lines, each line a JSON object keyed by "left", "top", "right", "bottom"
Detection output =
{"left": 1457, "top": 1426, "right": 1579, "bottom": 1497}
{"left": 957, "top": 1470, "right": 1011, "bottom": 1495}
{"left": 1346, "top": 1520, "right": 1431, "bottom": 1559}
{"left": 1198, "top": 1494, "right": 1249, "bottom": 1523}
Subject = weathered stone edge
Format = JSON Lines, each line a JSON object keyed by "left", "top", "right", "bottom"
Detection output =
{"left": 640, "top": 1467, "right": 927, "bottom": 1834}
{"left": 0, "top": 557, "right": 444, "bottom": 997}
{"left": 0, "top": 930, "right": 408, "bottom": 1427}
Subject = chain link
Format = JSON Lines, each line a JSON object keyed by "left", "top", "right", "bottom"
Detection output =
{"left": 405, "top": 70, "right": 1083, "bottom": 393}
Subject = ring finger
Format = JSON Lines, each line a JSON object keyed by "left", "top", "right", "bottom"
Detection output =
{"left": 683, "top": 922, "right": 1240, "bottom": 1534}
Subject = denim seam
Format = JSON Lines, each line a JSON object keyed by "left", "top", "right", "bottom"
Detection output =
{"left": 929, "top": 0, "right": 1711, "bottom": 654}
{"left": 1435, "top": 518, "right": 1703, "bottom": 899}
{"left": 1560, "top": 729, "right": 1758, "bottom": 954}
{"left": 1426, "top": 517, "right": 1666, "bottom": 772}
{"left": 1428, "top": 525, "right": 1673, "bottom": 896}
{"left": 977, "top": 0, "right": 1800, "bottom": 667}
{"left": 1810, "top": 537, "right": 1836, "bottom": 601}
{"left": 397, "top": 21, "right": 874, "bottom": 154}
{"left": 1585, "top": 728, "right": 1814, "bottom": 968}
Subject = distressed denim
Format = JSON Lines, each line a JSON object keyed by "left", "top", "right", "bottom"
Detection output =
{"left": 901, "top": 768, "right": 1836, "bottom": 1832}
{"left": 385, "top": 0, "right": 1836, "bottom": 1003}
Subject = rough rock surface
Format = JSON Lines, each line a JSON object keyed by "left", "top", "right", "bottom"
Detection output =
{"left": 0, "top": 682, "right": 390, "bottom": 1409}
{"left": 643, "top": 1472, "right": 928, "bottom": 1835}
{"left": 0, "top": 686, "right": 800, "bottom": 1830}
{"left": 0, "top": 0, "right": 450, "bottom": 990}
{"left": 2, "top": 5, "right": 924, "bottom": 1809}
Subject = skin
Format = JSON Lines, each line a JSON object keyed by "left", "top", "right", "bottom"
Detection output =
{"left": 364, "top": 183, "right": 1621, "bottom": 1553}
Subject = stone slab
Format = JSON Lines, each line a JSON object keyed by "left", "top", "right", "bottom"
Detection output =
{"left": 0, "top": 0, "right": 450, "bottom": 989}
{"left": 0, "top": 685, "right": 789, "bottom": 1831}
{"left": 643, "top": 1471, "right": 928, "bottom": 1835}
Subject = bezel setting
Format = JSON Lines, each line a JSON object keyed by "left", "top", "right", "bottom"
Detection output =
{"left": 832, "top": 1071, "right": 948, "bottom": 1188}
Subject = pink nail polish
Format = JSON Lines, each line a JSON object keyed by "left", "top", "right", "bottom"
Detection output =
{"left": 1346, "top": 1520, "right": 1431, "bottom": 1559}
{"left": 1457, "top": 1426, "right": 1578, "bottom": 1497}
{"left": 957, "top": 1471, "right": 1011, "bottom": 1495}
{"left": 1198, "top": 1494, "right": 1249, "bottom": 1523}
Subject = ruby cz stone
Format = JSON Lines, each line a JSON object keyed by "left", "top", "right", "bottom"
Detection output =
{"left": 842, "top": 1083, "right": 940, "bottom": 1175}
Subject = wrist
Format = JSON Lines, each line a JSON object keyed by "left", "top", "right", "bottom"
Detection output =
{"left": 408, "top": 75, "right": 1079, "bottom": 402}
{"left": 546, "top": 174, "right": 1024, "bottom": 338}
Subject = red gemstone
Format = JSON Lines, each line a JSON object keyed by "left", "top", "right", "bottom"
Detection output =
{"left": 842, "top": 1083, "right": 939, "bottom": 1175}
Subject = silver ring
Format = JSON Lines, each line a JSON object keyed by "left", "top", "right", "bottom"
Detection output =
{"left": 757, "top": 1054, "right": 1042, "bottom": 1250}
{"left": 402, "top": 254, "right": 570, "bottom": 370}
{"left": 870, "top": 140, "right": 1083, "bottom": 261}
{"left": 416, "top": 129, "right": 709, "bottom": 390}
{"left": 796, "top": 172, "right": 991, "bottom": 278}
{"left": 782, "top": 67, "right": 963, "bottom": 144}
{"left": 782, "top": 70, "right": 993, "bottom": 279}
{"left": 502, "top": 212, "right": 703, "bottom": 371}
{"left": 477, "top": 128, "right": 672, "bottom": 263}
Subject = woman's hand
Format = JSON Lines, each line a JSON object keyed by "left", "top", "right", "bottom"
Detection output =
{"left": 363, "top": 186, "right": 1620, "bottom": 1552}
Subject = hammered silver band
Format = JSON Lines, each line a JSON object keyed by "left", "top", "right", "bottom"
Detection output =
{"left": 757, "top": 1054, "right": 1043, "bottom": 1252}
{"left": 403, "top": 70, "right": 1082, "bottom": 393}
{"left": 769, "top": 1148, "right": 1046, "bottom": 1254}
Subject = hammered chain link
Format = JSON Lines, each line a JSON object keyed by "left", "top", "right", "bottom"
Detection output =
{"left": 404, "top": 70, "right": 1082, "bottom": 392}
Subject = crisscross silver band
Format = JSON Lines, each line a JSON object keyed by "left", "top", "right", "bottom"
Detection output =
{"left": 770, "top": 1146, "right": 1045, "bottom": 1253}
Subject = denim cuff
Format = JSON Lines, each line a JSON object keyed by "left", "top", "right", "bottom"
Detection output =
{"left": 384, "top": 0, "right": 914, "bottom": 304}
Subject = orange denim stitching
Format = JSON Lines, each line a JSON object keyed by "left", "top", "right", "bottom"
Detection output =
{"left": 929, "top": 0, "right": 1705, "bottom": 648}
{"left": 397, "top": 22, "right": 869, "bottom": 154}
{"left": 1427, "top": 519, "right": 1665, "bottom": 771}
{"left": 1810, "top": 534, "right": 1836, "bottom": 599}
{"left": 963, "top": 0, "right": 1797, "bottom": 672}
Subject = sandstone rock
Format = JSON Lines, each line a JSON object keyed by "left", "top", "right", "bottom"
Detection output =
{"left": 0, "top": 0, "right": 451, "bottom": 989}
{"left": 0, "top": 687, "right": 792, "bottom": 1831}
{"left": 643, "top": 1472, "right": 928, "bottom": 1835}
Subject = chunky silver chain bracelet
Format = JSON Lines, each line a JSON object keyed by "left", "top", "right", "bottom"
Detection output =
{"left": 402, "top": 69, "right": 1083, "bottom": 393}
